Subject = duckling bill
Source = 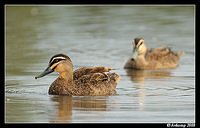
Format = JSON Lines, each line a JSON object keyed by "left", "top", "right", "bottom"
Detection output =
{"left": 124, "top": 38, "right": 184, "bottom": 69}
{"left": 35, "top": 54, "right": 121, "bottom": 96}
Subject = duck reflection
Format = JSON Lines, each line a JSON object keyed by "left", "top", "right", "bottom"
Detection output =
{"left": 50, "top": 96, "right": 73, "bottom": 123}
{"left": 50, "top": 95, "right": 109, "bottom": 123}
{"left": 126, "top": 69, "right": 172, "bottom": 111}
{"left": 137, "top": 88, "right": 146, "bottom": 111}
{"left": 126, "top": 69, "right": 172, "bottom": 83}
{"left": 73, "top": 96, "right": 107, "bottom": 111}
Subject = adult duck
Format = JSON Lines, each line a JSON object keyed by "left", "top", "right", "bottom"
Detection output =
{"left": 35, "top": 54, "right": 121, "bottom": 96}
{"left": 124, "top": 38, "right": 184, "bottom": 69}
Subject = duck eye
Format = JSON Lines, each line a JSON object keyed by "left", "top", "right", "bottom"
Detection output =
{"left": 49, "top": 58, "right": 65, "bottom": 67}
{"left": 54, "top": 59, "right": 65, "bottom": 63}
{"left": 54, "top": 59, "right": 59, "bottom": 63}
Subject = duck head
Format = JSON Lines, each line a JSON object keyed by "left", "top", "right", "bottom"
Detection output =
{"left": 35, "top": 54, "right": 73, "bottom": 79}
{"left": 131, "top": 38, "right": 147, "bottom": 60}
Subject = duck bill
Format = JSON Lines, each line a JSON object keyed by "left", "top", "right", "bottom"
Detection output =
{"left": 35, "top": 66, "right": 54, "bottom": 79}
{"left": 132, "top": 48, "right": 139, "bottom": 60}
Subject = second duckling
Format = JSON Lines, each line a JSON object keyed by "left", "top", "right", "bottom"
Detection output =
{"left": 35, "top": 54, "right": 121, "bottom": 96}
{"left": 124, "top": 38, "right": 184, "bottom": 70}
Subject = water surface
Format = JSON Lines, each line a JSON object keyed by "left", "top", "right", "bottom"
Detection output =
{"left": 5, "top": 5, "right": 195, "bottom": 123}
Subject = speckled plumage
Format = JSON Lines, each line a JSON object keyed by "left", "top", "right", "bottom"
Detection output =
{"left": 124, "top": 38, "right": 184, "bottom": 70}
{"left": 36, "top": 54, "right": 121, "bottom": 96}
{"left": 49, "top": 71, "right": 119, "bottom": 96}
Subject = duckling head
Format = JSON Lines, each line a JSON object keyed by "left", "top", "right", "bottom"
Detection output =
{"left": 131, "top": 38, "right": 147, "bottom": 60}
{"left": 35, "top": 54, "right": 73, "bottom": 79}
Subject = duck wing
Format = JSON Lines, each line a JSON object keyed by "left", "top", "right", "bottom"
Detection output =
{"left": 144, "top": 47, "right": 184, "bottom": 69}
{"left": 73, "top": 72, "right": 120, "bottom": 96}
{"left": 146, "top": 47, "right": 184, "bottom": 61}
{"left": 73, "top": 66, "right": 118, "bottom": 81}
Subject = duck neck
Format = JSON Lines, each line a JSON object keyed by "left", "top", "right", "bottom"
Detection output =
{"left": 137, "top": 44, "right": 148, "bottom": 66}
{"left": 137, "top": 55, "right": 148, "bottom": 66}
{"left": 59, "top": 70, "right": 73, "bottom": 84}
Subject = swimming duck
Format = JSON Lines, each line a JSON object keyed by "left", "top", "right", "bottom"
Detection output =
{"left": 35, "top": 54, "right": 121, "bottom": 96}
{"left": 124, "top": 38, "right": 184, "bottom": 69}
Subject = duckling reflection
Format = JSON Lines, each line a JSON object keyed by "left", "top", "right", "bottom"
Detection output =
{"left": 50, "top": 96, "right": 110, "bottom": 123}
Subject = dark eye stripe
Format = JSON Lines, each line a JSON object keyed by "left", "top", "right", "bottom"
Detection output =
{"left": 49, "top": 59, "right": 65, "bottom": 67}
{"left": 52, "top": 64, "right": 58, "bottom": 71}
{"left": 138, "top": 42, "right": 143, "bottom": 47}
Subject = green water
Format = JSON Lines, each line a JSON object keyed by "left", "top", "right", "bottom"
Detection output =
{"left": 5, "top": 5, "right": 195, "bottom": 123}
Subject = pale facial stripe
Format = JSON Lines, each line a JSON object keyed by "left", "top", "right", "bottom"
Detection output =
{"left": 135, "top": 39, "right": 144, "bottom": 48}
{"left": 49, "top": 56, "right": 66, "bottom": 68}
{"left": 137, "top": 40, "right": 143, "bottom": 47}
{"left": 49, "top": 56, "right": 66, "bottom": 64}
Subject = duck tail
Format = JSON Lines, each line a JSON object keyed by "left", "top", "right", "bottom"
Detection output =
{"left": 115, "top": 74, "right": 121, "bottom": 82}
{"left": 107, "top": 68, "right": 120, "bottom": 71}
{"left": 176, "top": 52, "right": 185, "bottom": 57}
{"left": 108, "top": 73, "right": 121, "bottom": 83}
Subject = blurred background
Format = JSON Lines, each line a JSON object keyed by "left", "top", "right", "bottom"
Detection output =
{"left": 5, "top": 5, "right": 195, "bottom": 123}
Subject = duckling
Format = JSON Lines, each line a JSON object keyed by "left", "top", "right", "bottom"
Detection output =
{"left": 124, "top": 38, "right": 184, "bottom": 69}
{"left": 35, "top": 54, "right": 121, "bottom": 96}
